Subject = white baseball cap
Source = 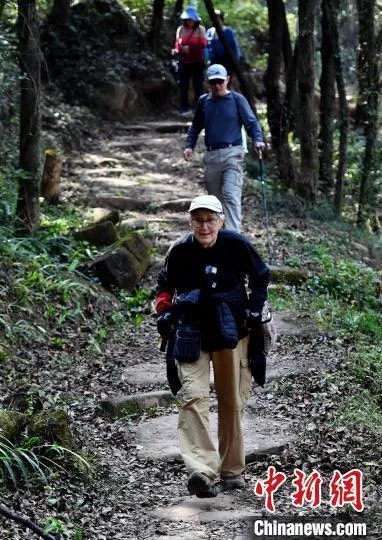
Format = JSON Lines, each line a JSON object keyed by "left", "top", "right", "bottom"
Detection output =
{"left": 207, "top": 64, "right": 228, "bottom": 80}
{"left": 189, "top": 195, "right": 223, "bottom": 214}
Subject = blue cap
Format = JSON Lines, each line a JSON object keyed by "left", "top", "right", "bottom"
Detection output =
{"left": 180, "top": 6, "right": 201, "bottom": 21}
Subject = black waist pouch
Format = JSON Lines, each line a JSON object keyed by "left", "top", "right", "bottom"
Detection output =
{"left": 173, "top": 321, "right": 201, "bottom": 362}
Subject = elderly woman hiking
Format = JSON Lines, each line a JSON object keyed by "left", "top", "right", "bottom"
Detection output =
{"left": 156, "top": 194, "right": 270, "bottom": 497}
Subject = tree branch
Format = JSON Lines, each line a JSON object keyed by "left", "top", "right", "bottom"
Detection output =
{"left": 0, "top": 504, "right": 56, "bottom": 540}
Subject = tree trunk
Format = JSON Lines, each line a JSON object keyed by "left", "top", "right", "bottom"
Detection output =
{"left": 0, "top": 0, "right": 6, "bottom": 19}
{"left": 203, "top": 0, "right": 257, "bottom": 114}
{"left": 281, "top": 4, "right": 299, "bottom": 137}
{"left": 284, "top": 40, "right": 300, "bottom": 137}
{"left": 16, "top": 0, "right": 42, "bottom": 235}
{"left": 50, "top": 0, "right": 71, "bottom": 21}
{"left": 357, "top": 7, "right": 381, "bottom": 226}
{"left": 296, "top": 0, "right": 318, "bottom": 201}
{"left": 264, "top": 0, "right": 295, "bottom": 188}
{"left": 355, "top": 0, "right": 374, "bottom": 126}
{"left": 357, "top": 112, "right": 378, "bottom": 227}
{"left": 40, "top": 148, "right": 62, "bottom": 204}
{"left": 149, "top": 0, "right": 165, "bottom": 52}
{"left": 319, "top": 0, "right": 336, "bottom": 193}
{"left": 330, "top": 0, "right": 349, "bottom": 215}
{"left": 171, "top": 0, "right": 184, "bottom": 24}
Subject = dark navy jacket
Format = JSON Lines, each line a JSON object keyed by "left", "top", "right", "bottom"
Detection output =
{"left": 157, "top": 230, "right": 270, "bottom": 350}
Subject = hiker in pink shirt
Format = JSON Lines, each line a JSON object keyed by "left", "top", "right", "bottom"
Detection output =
{"left": 172, "top": 6, "right": 207, "bottom": 115}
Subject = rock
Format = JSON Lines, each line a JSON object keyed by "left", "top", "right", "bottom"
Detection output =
{"left": 90, "top": 230, "right": 151, "bottom": 289}
{"left": 73, "top": 220, "right": 118, "bottom": 246}
{"left": 92, "top": 208, "right": 120, "bottom": 225}
{"left": 0, "top": 410, "right": 27, "bottom": 441}
{"left": 370, "top": 244, "right": 382, "bottom": 265}
{"left": 269, "top": 265, "right": 309, "bottom": 285}
{"left": 156, "top": 198, "right": 192, "bottom": 212}
{"left": 28, "top": 410, "right": 73, "bottom": 446}
{"left": 139, "top": 78, "right": 173, "bottom": 105}
{"left": 351, "top": 242, "right": 370, "bottom": 256}
{"left": 90, "top": 247, "right": 143, "bottom": 289}
{"left": 119, "top": 218, "right": 148, "bottom": 233}
{"left": 101, "top": 390, "right": 176, "bottom": 417}
{"left": 273, "top": 311, "right": 317, "bottom": 337}
{"left": 93, "top": 196, "right": 149, "bottom": 211}
{"left": 96, "top": 82, "right": 138, "bottom": 113}
{"left": 119, "top": 230, "right": 151, "bottom": 270}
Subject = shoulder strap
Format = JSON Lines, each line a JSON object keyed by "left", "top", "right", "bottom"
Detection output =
{"left": 231, "top": 92, "right": 242, "bottom": 123}
{"left": 200, "top": 93, "right": 211, "bottom": 117}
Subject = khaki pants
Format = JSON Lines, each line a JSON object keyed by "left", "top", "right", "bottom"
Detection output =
{"left": 176, "top": 337, "right": 251, "bottom": 480}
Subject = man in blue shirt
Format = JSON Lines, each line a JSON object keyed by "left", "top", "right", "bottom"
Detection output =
{"left": 184, "top": 64, "right": 265, "bottom": 232}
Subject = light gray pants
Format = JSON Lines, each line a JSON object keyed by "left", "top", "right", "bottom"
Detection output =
{"left": 203, "top": 146, "right": 245, "bottom": 233}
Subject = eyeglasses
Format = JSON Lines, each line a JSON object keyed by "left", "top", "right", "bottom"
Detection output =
{"left": 209, "top": 79, "right": 225, "bottom": 86}
{"left": 191, "top": 217, "right": 219, "bottom": 228}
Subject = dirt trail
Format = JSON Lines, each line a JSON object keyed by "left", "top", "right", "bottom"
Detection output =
{"left": 59, "top": 120, "right": 339, "bottom": 538}
{"left": 0, "top": 119, "right": 357, "bottom": 539}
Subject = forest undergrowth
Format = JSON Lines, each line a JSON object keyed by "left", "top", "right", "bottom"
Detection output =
{"left": 0, "top": 112, "right": 382, "bottom": 538}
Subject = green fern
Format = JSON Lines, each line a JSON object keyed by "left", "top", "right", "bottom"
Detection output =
{"left": 0, "top": 435, "right": 91, "bottom": 487}
{"left": 0, "top": 435, "right": 48, "bottom": 487}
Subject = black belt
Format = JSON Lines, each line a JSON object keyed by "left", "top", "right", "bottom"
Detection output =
{"left": 206, "top": 142, "right": 242, "bottom": 151}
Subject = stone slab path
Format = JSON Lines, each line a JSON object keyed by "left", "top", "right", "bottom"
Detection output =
{"left": 130, "top": 413, "right": 292, "bottom": 462}
{"left": 119, "top": 310, "right": 319, "bottom": 387}
{"left": 150, "top": 494, "right": 259, "bottom": 523}
{"left": 100, "top": 295, "right": 326, "bottom": 525}
{"left": 63, "top": 121, "right": 332, "bottom": 530}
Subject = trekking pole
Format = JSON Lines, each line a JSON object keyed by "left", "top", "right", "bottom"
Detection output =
{"left": 258, "top": 149, "right": 272, "bottom": 264}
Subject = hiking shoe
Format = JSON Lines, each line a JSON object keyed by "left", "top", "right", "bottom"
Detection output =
{"left": 220, "top": 475, "right": 245, "bottom": 490}
{"left": 187, "top": 472, "right": 219, "bottom": 498}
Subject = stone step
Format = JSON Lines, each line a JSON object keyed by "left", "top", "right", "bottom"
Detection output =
{"left": 104, "top": 136, "right": 176, "bottom": 149}
{"left": 120, "top": 311, "right": 319, "bottom": 390}
{"left": 273, "top": 311, "right": 317, "bottom": 337}
{"left": 151, "top": 494, "right": 260, "bottom": 525}
{"left": 90, "top": 195, "right": 196, "bottom": 213}
{"left": 101, "top": 390, "right": 176, "bottom": 417}
{"left": 116, "top": 121, "right": 191, "bottom": 134}
{"left": 129, "top": 412, "right": 293, "bottom": 462}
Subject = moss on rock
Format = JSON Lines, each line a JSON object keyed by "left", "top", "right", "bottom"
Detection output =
{"left": 28, "top": 410, "right": 73, "bottom": 447}
{"left": 0, "top": 410, "right": 27, "bottom": 442}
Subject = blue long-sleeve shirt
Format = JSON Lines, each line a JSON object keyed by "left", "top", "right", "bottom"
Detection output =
{"left": 206, "top": 26, "right": 241, "bottom": 63}
{"left": 185, "top": 91, "right": 263, "bottom": 149}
